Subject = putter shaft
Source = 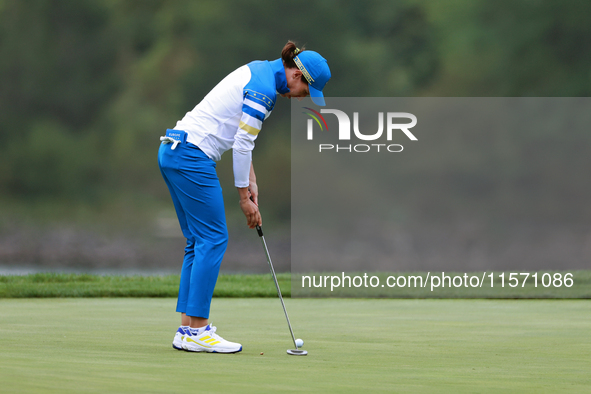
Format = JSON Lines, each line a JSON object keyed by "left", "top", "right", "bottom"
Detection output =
{"left": 256, "top": 225, "right": 298, "bottom": 349}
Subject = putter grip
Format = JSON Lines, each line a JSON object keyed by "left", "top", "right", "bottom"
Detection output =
{"left": 249, "top": 195, "right": 263, "bottom": 237}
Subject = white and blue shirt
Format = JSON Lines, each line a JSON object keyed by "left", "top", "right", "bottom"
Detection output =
{"left": 174, "top": 58, "right": 289, "bottom": 187}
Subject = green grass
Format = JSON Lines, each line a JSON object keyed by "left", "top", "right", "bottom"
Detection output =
{"left": 0, "top": 298, "right": 590, "bottom": 393}
{"left": 2, "top": 271, "right": 591, "bottom": 298}
{"left": 0, "top": 273, "right": 291, "bottom": 298}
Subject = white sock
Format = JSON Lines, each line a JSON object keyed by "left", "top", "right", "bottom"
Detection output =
{"left": 190, "top": 325, "right": 208, "bottom": 336}
{"left": 181, "top": 325, "right": 190, "bottom": 331}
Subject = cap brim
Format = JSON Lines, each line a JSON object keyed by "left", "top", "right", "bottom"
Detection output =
{"left": 309, "top": 85, "right": 325, "bottom": 106}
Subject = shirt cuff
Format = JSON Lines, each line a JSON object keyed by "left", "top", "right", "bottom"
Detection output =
{"left": 233, "top": 148, "right": 251, "bottom": 188}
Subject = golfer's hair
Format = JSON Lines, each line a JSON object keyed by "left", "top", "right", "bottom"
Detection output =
{"left": 281, "top": 40, "right": 306, "bottom": 69}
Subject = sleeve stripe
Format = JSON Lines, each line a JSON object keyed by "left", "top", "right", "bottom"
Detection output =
{"left": 242, "top": 113, "right": 262, "bottom": 129}
{"left": 244, "top": 89, "right": 274, "bottom": 110}
{"left": 242, "top": 104, "right": 265, "bottom": 121}
{"left": 244, "top": 98, "right": 268, "bottom": 115}
{"left": 239, "top": 121, "right": 261, "bottom": 136}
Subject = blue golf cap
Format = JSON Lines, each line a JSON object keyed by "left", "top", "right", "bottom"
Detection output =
{"left": 293, "top": 51, "right": 331, "bottom": 106}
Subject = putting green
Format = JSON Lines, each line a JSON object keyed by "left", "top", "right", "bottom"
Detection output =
{"left": 0, "top": 298, "right": 589, "bottom": 393}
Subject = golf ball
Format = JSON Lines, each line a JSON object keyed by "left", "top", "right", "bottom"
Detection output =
{"left": 295, "top": 338, "right": 304, "bottom": 348}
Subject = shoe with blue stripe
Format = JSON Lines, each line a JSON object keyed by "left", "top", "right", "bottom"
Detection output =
{"left": 182, "top": 324, "right": 242, "bottom": 354}
{"left": 172, "top": 326, "right": 187, "bottom": 350}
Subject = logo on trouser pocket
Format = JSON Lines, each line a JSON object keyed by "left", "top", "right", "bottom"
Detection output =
{"left": 160, "top": 129, "right": 188, "bottom": 150}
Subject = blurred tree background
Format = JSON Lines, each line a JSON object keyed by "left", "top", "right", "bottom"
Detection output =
{"left": 0, "top": 0, "right": 589, "bottom": 271}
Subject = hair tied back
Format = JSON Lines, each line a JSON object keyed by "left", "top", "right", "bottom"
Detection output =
{"left": 282, "top": 41, "right": 305, "bottom": 69}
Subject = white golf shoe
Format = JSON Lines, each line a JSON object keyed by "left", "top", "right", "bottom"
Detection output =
{"left": 182, "top": 324, "right": 242, "bottom": 353}
{"left": 172, "top": 326, "right": 188, "bottom": 350}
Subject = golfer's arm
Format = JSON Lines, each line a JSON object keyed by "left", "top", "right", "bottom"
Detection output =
{"left": 237, "top": 163, "right": 256, "bottom": 200}
{"left": 237, "top": 162, "right": 257, "bottom": 200}
{"left": 237, "top": 186, "right": 250, "bottom": 201}
{"left": 249, "top": 162, "right": 256, "bottom": 185}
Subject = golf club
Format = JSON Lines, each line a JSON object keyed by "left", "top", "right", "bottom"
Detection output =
{"left": 254, "top": 224, "right": 307, "bottom": 356}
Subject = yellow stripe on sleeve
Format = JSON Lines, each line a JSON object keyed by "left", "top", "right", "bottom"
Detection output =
{"left": 239, "top": 121, "right": 261, "bottom": 136}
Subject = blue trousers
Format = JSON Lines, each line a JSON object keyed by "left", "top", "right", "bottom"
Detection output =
{"left": 158, "top": 139, "right": 228, "bottom": 319}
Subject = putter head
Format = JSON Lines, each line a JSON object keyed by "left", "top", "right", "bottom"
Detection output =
{"left": 287, "top": 349, "right": 307, "bottom": 356}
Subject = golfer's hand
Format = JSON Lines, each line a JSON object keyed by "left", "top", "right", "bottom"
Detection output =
{"left": 239, "top": 197, "right": 262, "bottom": 229}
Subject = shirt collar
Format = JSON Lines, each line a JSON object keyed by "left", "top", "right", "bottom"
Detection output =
{"left": 270, "top": 58, "right": 289, "bottom": 94}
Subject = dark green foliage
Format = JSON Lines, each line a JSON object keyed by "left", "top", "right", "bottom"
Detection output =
{"left": 0, "top": 0, "right": 590, "bottom": 223}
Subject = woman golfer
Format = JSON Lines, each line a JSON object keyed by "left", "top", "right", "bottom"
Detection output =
{"left": 158, "top": 41, "right": 331, "bottom": 353}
